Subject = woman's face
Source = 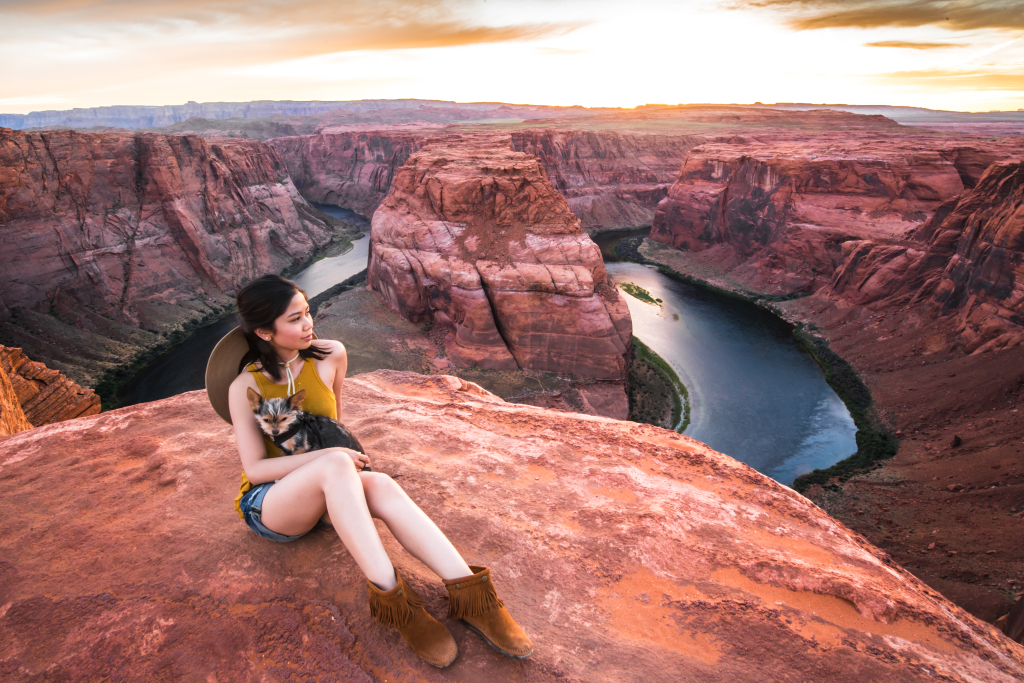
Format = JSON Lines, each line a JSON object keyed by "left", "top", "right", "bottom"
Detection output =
{"left": 260, "top": 291, "right": 313, "bottom": 357}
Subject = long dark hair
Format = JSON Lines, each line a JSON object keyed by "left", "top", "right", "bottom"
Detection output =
{"left": 236, "top": 274, "right": 328, "bottom": 381}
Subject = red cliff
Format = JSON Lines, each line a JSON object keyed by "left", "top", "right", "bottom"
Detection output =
{"left": 508, "top": 130, "right": 699, "bottom": 231}
{"left": 0, "top": 346, "right": 100, "bottom": 425}
{"left": 649, "top": 135, "right": 1011, "bottom": 295}
{"left": 0, "top": 361, "right": 31, "bottom": 436}
{"left": 0, "top": 128, "right": 338, "bottom": 384}
{"left": 367, "top": 137, "right": 632, "bottom": 381}
{"left": 1, "top": 372, "right": 1022, "bottom": 681}
{"left": 822, "top": 159, "right": 1024, "bottom": 354}
{"left": 271, "top": 129, "right": 698, "bottom": 232}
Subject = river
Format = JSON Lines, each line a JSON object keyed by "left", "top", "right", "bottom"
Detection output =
{"left": 594, "top": 228, "right": 857, "bottom": 485}
{"left": 115, "top": 204, "right": 370, "bottom": 407}
{"left": 118, "top": 215, "right": 856, "bottom": 486}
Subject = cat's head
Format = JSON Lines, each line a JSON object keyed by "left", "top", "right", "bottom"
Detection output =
{"left": 246, "top": 388, "right": 306, "bottom": 437}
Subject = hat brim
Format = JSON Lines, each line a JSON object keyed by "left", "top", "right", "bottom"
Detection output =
{"left": 205, "top": 326, "right": 250, "bottom": 424}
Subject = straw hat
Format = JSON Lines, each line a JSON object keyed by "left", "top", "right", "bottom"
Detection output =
{"left": 205, "top": 326, "right": 320, "bottom": 424}
{"left": 205, "top": 326, "right": 251, "bottom": 424}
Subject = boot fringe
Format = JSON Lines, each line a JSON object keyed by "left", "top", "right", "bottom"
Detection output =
{"left": 447, "top": 580, "right": 504, "bottom": 620}
{"left": 367, "top": 574, "right": 425, "bottom": 628}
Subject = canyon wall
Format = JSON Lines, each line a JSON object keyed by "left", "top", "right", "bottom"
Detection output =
{"left": 649, "top": 135, "right": 1011, "bottom": 295}
{"left": 271, "top": 129, "right": 697, "bottom": 232}
{"left": 1, "top": 373, "right": 1022, "bottom": 681}
{"left": 367, "top": 137, "right": 632, "bottom": 380}
{"left": 822, "top": 159, "right": 1024, "bottom": 354}
{"left": 269, "top": 131, "right": 425, "bottom": 217}
{"left": 0, "top": 128, "right": 340, "bottom": 385}
{"left": 508, "top": 130, "right": 699, "bottom": 231}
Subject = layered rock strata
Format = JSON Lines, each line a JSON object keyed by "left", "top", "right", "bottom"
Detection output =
{"left": 823, "top": 159, "right": 1024, "bottom": 354}
{"left": 0, "top": 362, "right": 31, "bottom": 436}
{"left": 367, "top": 139, "right": 632, "bottom": 380}
{"left": 0, "top": 128, "right": 339, "bottom": 384}
{"left": 649, "top": 136, "right": 1012, "bottom": 294}
{"left": 271, "top": 129, "right": 698, "bottom": 232}
{"left": 0, "top": 346, "right": 100, "bottom": 425}
{"left": 508, "top": 130, "right": 699, "bottom": 231}
{"left": 1, "top": 372, "right": 1022, "bottom": 681}
{"left": 269, "top": 131, "right": 425, "bottom": 217}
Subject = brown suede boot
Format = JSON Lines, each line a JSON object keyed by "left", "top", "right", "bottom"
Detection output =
{"left": 444, "top": 565, "right": 533, "bottom": 659}
{"left": 367, "top": 570, "right": 458, "bottom": 668}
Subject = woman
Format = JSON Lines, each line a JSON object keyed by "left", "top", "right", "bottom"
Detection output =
{"left": 205, "top": 274, "right": 532, "bottom": 668}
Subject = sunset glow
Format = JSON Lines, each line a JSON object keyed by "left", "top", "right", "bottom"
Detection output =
{"left": 1, "top": 0, "right": 1022, "bottom": 113}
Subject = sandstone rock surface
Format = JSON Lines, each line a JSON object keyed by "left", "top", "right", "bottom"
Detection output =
{"left": 508, "top": 130, "right": 699, "bottom": 231}
{"left": 1, "top": 372, "right": 1022, "bottom": 681}
{"left": 270, "top": 131, "right": 425, "bottom": 217}
{"left": 0, "top": 360, "right": 31, "bottom": 436}
{"left": 368, "top": 138, "right": 632, "bottom": 380}
{"left": 822, "top": 159, "right": 1024, "bottom": 354}
{"left": 0, "top": 128, "right": 339, "bottom": 384}
{"left": 0, "top": 346, "right": 99, "bottom": 425}
{"left": 649, "top": 134, "right": 1014, "bottom": 295}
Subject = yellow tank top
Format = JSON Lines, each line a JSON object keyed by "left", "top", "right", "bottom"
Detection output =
{"left": 233, "top": 357, "right": 338, "bottom": 517}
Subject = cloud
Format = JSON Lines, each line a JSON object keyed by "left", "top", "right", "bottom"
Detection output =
{"left": 865, "top": 40, "right": 959, "bottom": 49}
{"left": 735, "top": 0, "right": 1024, "bottom": 32}
{"left": 875, "top": 67, "right": 1024, "bottom": 90}
{"left": 0, "top": 0, "right": 584, "bottom": 61}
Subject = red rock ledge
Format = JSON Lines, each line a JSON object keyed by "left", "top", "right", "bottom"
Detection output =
{"left": 0, "top": 370, "right": 1021, "bottom": 681}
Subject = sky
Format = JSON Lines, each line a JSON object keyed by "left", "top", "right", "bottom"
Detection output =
{"left": 1, "top": 0, "right": 1023, "bottom": 114}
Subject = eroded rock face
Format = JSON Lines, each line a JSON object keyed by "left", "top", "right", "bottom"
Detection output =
{"left": 0, "top": 362, "right": 31, "bottom": 436}
{"left": 0, "top": 371, "right": 1021, "bottom": 681}
{"left": 0, "top": 128, "right": 336, "bottom": 383}
{"left": 367, "top": 138, "right": 632, "bottom": 379}
{"left": 649, "top": 136, "right": 1012, "bottom": 295}
{"left": 821, "top": 160, "right": 1024, "bottom": 354}
{"left": 272, "top": 128, "right": 699, "bottom": 232}
{"left": 508, "top": 130, "right": 699, "bottom": 231}
{"left": 0, "top": 346, "right": 99, "bottom": 426}
{"left": 269, "top": 131, "right": 424, "bottom": 217}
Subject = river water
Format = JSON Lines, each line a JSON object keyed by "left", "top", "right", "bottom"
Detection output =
{"left": 595, "top": 228, "right": 857, "bottom": 484}
{"left": 115, "top": 204, "right": 370, "bottom": 407}
{"left": 118, "top": 214, "right": 856, "bottom": 485}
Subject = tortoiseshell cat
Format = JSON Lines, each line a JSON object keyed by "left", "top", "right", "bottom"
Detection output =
{"left": 246, "top": 388, "right": 369, "bottom": 469}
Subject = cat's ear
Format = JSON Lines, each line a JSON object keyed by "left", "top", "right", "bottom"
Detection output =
{"left": 246, "top": 387, "right": 263, "bottom": 411}
{"left": 289, "top": 389, "right": 306, "bottom": 409}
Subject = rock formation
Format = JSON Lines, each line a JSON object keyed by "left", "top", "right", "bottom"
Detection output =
{"left": 270, "top": 131, "right": 425, "bottom": 217}
{"left": 822, "top": 159, "right": 1024, "bottom": 354}
{"left": 271, "top": 128, "right": 697, "bottom": 232}
{"left": 1, "top": 371, "right": 1022, "bottom": 681}
{"left": 649, "top": 135, "right": 1012, "bottom": 295}
{"left": 367, "top": 138, "right": 632, "bottom": 380}
{"left": 0, "top": 346, "right": 100, "bottom": 425}
{"left": 0, "top": 128, "right": 340, "bottom": 384}
{"left": 508, "top": 130, "right": 699, "bottom": 231}
{"left": 0, "top": 361, "right": 31, "bottom": 436}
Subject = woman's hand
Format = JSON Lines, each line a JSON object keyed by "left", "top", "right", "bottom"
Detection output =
{"left": 336, "top": 447, "right": 370, "bottom": 470}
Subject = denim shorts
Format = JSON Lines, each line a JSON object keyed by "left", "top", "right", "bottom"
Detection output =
{"left": 239, "top": 481, "right": 330, "bottom": 543}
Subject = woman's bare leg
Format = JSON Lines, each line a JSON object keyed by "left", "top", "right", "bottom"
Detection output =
{"left": 358, "top": 472, "right": 472, "bottom": 581}
{"left": 258, "top": 451, "right": 398, "bottom": 589}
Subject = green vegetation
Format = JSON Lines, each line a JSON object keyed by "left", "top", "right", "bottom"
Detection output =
{"left": 628, "top": 337, "right": 690, "bottom": 432}
{"left": 790, "top": 331, "right": 898, "bottom": 492}
{"left": 620, "top": 283, "right": 663, "bottom": 306}
{"left": 615, "top": 237, "right": 896, "bottom": 489}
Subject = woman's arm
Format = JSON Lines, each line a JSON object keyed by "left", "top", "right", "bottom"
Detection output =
{"left": 318, "top": 339, "right": 347, "bottom": 419}
{"left": 227, "top": 372, "right": 361, "bottom": 483}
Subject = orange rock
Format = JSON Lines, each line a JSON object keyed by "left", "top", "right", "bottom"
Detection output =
{"left": 0, "top": 370, "right": 1021, "bottom": 681}
{"left": 0, "top": 346, "right": 99, "bottom": 425}
{"left": 368, "top": 137, "right": 632, "bottom": 380}
{"left": 0, "top": 359, "right": 31, "bottom": 436}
